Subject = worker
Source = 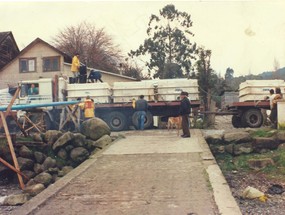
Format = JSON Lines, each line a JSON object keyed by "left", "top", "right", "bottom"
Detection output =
{"left": 88, "top": 70, "right": 103, "bottom": 83}
{"left": 134, "top": 95, "right": 148, "bottom": 130}
{"left": 179, "top": 91, "right": 191, "bottom": 138}
{"left": 81, "top": 96, "right": 95, "bottom": 120}
{"left": 270, "top": 87, "right": 282, "bottom": 129}
{"left": 28, "top": 84, "right": 39, "bottom": 95}
{"left": 71, "top": 53, "right": 80, "bottom": 83}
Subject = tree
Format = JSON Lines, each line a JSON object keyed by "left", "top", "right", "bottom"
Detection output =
{"left": 52, "top": 21, "right": 122, "bottom": 73}
{"left": 118, "top": 60, "right": 147, "bottom": 80}
{"left": 224, "top": 67, "right": 234, "bottom": 91}
{"left": 129, "top": 4, "right": 196, "bottom": 79}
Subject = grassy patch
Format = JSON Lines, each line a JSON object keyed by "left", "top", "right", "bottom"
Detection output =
{"left": 249, "top": 128, "right": 276, "bottom": 138}
{"left": 216, "top": 148, "right": 285, "bottom": 182}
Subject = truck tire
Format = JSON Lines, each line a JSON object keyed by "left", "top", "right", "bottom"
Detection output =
{"left": 106, "top": 111, "right": 127, "bottom": 131}
{"left": 241, "top": 108, "right": 263, "bottom": 128}
{"left": 231, "top": 115, "right": 242, "bottom": 128}
{"left": 132, "top": 111, "right": 153, "bottom": 129}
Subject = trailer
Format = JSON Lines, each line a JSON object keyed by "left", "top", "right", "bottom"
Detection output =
{"left": 1, "top": 77, "right": 200, "bottom": 132}
{"left": 226, "top": 80, "right": 285, "bottom": 128}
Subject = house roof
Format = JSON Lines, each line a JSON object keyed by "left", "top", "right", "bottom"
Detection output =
{"left": 63, "top": 62, "right": 138, "bottom": 81}
{"left": 0, "top": 31, "right": 19, "bottom": 51}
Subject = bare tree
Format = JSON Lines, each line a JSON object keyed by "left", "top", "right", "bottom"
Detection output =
{"left": 52, "top": 21, "right": 123, "bottom": 73}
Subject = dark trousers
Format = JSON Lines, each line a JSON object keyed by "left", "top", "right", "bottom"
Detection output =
{"left": 181, "top": 114, "right": 190, "bottom": 136}
{"left": 269, "top": 107, "right": 277, "bottom": 128}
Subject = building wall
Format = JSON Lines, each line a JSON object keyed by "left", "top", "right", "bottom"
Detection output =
{"left": 0, "top": 42, "right": 137, "bottom": 89}
{"left": 0, "top": 42, "right": 65, "bottom": 88}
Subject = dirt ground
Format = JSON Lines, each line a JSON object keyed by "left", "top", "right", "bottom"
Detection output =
{"left": 1, "top": 116, "right": 284, "bottom": 215}
{"left": 214, "top": 115, "right": 285, "bottom": 215}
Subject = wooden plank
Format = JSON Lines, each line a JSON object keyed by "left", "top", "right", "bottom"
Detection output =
{"left": 0, "top": 111, "right": 25, "bottom": 190}
{"left": 0, "top": 157, "right": 28, "bottom": 180}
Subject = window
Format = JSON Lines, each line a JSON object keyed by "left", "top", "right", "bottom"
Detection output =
{"left": 43, "top": 56, "right": 60, "bottom": 72}
{"left": 19, "top": 58, "right": 36, "bottom": 73}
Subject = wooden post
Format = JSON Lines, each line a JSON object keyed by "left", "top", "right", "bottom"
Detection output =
{"left": 0, "top": 111, "right": 25, "bottom": 189}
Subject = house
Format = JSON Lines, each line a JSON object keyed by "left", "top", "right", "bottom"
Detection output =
{"left": 0, "top": 37, "right": 137, "bottom": 89}
{"left": 0, "top": 31, "right": 19, "bottom": 70}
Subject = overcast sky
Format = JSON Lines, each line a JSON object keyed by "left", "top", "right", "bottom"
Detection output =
{"left": 1, "top": 0, "right": 285, "bottom": 77}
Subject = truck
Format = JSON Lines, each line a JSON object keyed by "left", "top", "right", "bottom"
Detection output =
{"left": 226, "top": 80, "right": 285, "bottom": 128}
{"left": 0, "top": 76, "right": 200, "bottom": 132}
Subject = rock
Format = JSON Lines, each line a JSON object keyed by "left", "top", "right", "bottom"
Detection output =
{"left": 52, "top": 132, "right": 74, "bottom": 151}
{"left": 205, "top": 133, "right": 224, "bottom": 145}
{"left": 252, "top": 137, "right": 279, "bottom": 152}
{"left": 210, "top": 145, "right": 225, "bottom": 154}
{"left": 46, "top": 167, "right": 59, "bottom": 175}
{"left": 24, "top": 183, "right": 45, "bottom": 196}
{"left": 17, "top": 157, "right": 34, "bottom": 171}
{"left": 21, "top": 170, "right": 36, "bottom": 181}
{"left": 33, "top": 172, "right": 52, "bottom": 187}
{"left": 65, "top": 145, "right": 74, "bottom": 152}
{"left": 225, "top": 144, "right": 234, "bottom": 155}
{"left": 93, "top": 135, "right": 112, "bottom": 149}
{"left": 19, "top": 146, "right": 33, "bottom": 159}
{"left": 73, "top": 133, "right": 86, "bottom": 147}
{"left": 80, "top": 117, "right": 111, "bottom": 141}
{"left": 58, "top": 166, "right": 74, "bottom": 177}
{"left": 32, "top": 133, "right": 43, "bottom": 142}
{"left": 233, "top": 142, "right": 253, "bottom": 155}
{"left": 57, "top": 148, "right": 68, "bottom": 160}
{"left": 70, "top": 147, "right": 89, "bottom": 163}
{"left": 26, "top": 179, "right": 36, "bottom": 187}
{"left": 44, "top": 130, "right": 63, "bottom": 145}
{"left": 33, "top": 163, "right": 44, "bottom": 174}
{"left": 275, "top": 131, "right": 285, "bottom": 143}
{"left": 83, "top": 139, "right": 97, "bottom": 150}
{"left": 3, "top": 193, "right": 30, "bottom": 206}
{"left": 34, "top": 151, "right": 47, "bottom": 164}
{"left": 278, "top": 143, "right": 285, "bottom": 150}
{"left": 248, "top": 158, "right": 274, "bottom": 170}
{"left": 224, "top": 132, "right": 252, "bottom": 144}
{"left": 42, "top": 157, "right": 57, "bottom": 171}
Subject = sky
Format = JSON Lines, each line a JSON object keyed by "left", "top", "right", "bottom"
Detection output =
{"left": 1, "top": 0, "right": 285, "bottom": 77}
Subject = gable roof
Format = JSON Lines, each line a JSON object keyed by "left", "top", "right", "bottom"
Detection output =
{"left": 0, "top": 37, "right": 71, "bottom": 72}
{"left": 0, "top": 31, "right": 20, "bottom": 69}
{"left": 19, "top": 37, "right": 71, "bottom": 62}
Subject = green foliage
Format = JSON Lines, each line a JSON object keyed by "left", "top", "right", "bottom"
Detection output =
{"left": 129, "top": 4, "right": 196, "bottom": 78}
{"left": 250, "top": 128, "right": 276, "bottom": 138}
{"left": 216, "top": 149, "right": 285, "bottom": 181}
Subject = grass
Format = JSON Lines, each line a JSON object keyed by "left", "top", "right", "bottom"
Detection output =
{"left": 215, "top": 148, "right": 285, "bottom": 181}
{"left": 249, "top": 128, "right": 276, "bottom": 138}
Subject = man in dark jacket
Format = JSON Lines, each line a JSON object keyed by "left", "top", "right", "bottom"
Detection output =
{"left": 134, "top": 95, "right": 148, "bottom": 130}
{"left": 179, "top": 91, "right": 191, "bottom": 138}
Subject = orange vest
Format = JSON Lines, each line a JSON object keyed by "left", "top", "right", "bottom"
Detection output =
{"left": 84, "top": 99, "right": 95, "bottom": 118}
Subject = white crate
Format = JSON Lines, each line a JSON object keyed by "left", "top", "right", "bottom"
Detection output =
{"left": 239, "top": 80, "right": 285, "bottom": 102}
{"left": 66, "top": 83, "right": 111, "bottom": 103}
{"left": 113, "top": 79, "right": 199, "bottom": 103}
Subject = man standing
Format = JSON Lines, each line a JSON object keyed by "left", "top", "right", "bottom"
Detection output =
{"left": 134, "top": 95, "right": 148, "bottom": 130}
{"left": 82, "top": 95, "right": 95, "bottom": 120}
{"left": 179, "top": 91, "right": 191, "bottom": 138}
{"left": 71, "top": 53, "right": 80, "bottom": 82}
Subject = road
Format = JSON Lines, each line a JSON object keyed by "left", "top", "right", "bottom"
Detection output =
{"left": 12, "top": 129, "right": 241, "bottom": 215}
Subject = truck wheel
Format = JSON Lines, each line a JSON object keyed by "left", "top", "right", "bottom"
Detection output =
{"left": 106, "top": 111, "right": 127, "bottom": 131}
{"left": 132, "top": 111, "right": 153, "bottom": 129}
{"left": 231, "top": 115, "right": 242, "bottom": 128}
{"left": 242, "top": 108, "right": 263, "bottom": 128}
